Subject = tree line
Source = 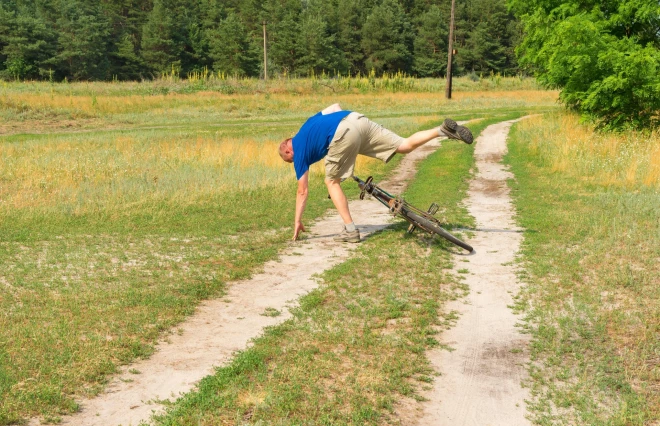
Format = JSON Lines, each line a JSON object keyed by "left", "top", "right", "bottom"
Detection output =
{"left": 0, "top": 0, "right": 521, "bottom": 81}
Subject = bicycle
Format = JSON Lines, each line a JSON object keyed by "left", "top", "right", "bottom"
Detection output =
{"left": 353, "top": 175, "right": 474, "bottom": 253}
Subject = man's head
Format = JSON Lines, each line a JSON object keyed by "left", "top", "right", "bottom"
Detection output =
{"left": 279, "top": 138, "right": 293, "bottom": 163}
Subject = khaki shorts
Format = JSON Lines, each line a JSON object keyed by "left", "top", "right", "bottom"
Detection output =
{"left": 324, "top": 112, "right": 404, "bottom": 180}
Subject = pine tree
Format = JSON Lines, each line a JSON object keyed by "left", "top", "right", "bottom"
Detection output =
{"left": 295, "top": 11, "right": 347, "bottom": 75}
{"left": 260, "top": 0, "right": 301, "bottom": 75}
{"left": 0, "top": 4, "right": 10, "bottom": 75}
{"left": 333, "top": 0, "right": 367, "bottom": 74}
{"left": 141, "top": 0, "right": 183, "bottom": 75}
{"left": 457, "top": 0, "right": 515, "bottom": 74}
{"left": 0, "top": 6, "right": 57, "bottom": 80}
{"left": 413, "top": 5, "right": 448, "bottom": 77}
{"left": 0, "top": 0, "right": 524, "bottom": 81}
{"left": 48, "top": 0, "right": 111, "bottom": 80}
{"left": 113, "top": 34, "right": 145, "bottom": 80}
{"left": 95, "top": 0, "right": 150, "bottom": 80}
{"left": 361, "top": 0, "right": 414, "bottom": 74}
{"left": 207, "top": 12, "right": 259, "bottom": 76}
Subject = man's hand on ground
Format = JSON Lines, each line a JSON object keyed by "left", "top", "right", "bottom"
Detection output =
{"left": 293, "top": 221, "right": 306, "bottom": 241}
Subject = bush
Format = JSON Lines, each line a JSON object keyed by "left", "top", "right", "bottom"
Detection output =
{"left": 510, "top": 0, "right": 660, "bottom": 130}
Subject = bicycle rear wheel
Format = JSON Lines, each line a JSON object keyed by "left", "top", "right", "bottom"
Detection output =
{"left": 405, "top": 211, "right": 474, "bottom": 252}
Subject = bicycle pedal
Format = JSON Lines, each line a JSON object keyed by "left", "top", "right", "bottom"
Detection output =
{"left": 407, "top": 224, "right": 416, "bottom": 234}
{"left": 427, "top": 203, "right": 439, "bottom": 216}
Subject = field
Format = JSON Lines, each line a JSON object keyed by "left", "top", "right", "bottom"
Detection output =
{"left": 3, "top": 76, "right": 658, "bottom": 425}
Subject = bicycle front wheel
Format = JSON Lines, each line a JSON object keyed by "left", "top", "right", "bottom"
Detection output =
{"left": 405, "top": 211, "right": 474, "bottom": 252}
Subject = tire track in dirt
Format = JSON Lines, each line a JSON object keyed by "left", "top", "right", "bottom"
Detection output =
{"left": 416, "top": 119, "right": 531, "bottom": 426}
{"left": 31, "top": 133, "right": 451, "bottom": 426}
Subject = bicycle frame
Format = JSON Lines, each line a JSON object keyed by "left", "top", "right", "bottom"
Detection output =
{"left": 353, "top": 175, "right": 397, "bottom": 209}
{"left": 352, "top": 175, "right": 439, "bottom": 232}
{"left": 352, "top": 175, "right": 473, "bottom": 252}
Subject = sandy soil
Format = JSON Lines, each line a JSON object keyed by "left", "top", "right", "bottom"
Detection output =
{"left": 415, "top": 119, "right": 531, "bottom": 426}
{"left": 31, "top": 134, "right": 448, "bottom": 426}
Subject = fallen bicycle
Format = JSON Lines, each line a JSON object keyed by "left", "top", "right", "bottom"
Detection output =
{"left": 353, "top": 175, "right": 473, "bottom": 253}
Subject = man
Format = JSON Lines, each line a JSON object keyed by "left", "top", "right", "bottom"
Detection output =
{"left": 279, "top": 104, "right": 473, "bottom": 242}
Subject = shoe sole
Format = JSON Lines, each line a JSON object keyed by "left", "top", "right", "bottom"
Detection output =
{"left": 333, "top": 233, "right": 361, "bottom": 243}
{"left": 442, "top": 118, "right": 474, "bottom": 144}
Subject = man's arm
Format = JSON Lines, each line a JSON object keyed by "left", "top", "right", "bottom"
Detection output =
{"left": 321, "top": 103, "right": 342, "bottom": 115}
{"left": 293, "top": 170, "right": 309, "bottom": 240}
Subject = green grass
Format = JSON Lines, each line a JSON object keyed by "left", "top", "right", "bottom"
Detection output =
{"left": 0, "top": 83, "right": 554, "bottom": 423}
{"left": 506, "top": 114, "right": 660, "bottom": 425}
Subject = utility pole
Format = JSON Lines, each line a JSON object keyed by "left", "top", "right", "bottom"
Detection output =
{"left": 263, "top": 21, "right": 268, "bottom": 80}
{"left": 445, "top": 0, "right": 456, "bottom": 99}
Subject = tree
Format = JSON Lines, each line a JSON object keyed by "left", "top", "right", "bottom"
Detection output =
{"left": 0, "top": 8, "right": 57, "bottom": 80}
{"left": 49, "top": 0, "right": 111, "bottom": 80}
{"left": 361, "top": 0, "right": 414, "bottom": 74}
{"left": 413, "top": 5, "right": 448, "bottom": 77}
{"left": 260, "top": 0, "right": 302, "bottom": 75}
{"left": 141, "top": 0, "right": 184, "bottom": 75}
{"left": 295, "top": 11, "right": 347, "bottom": 75}
{"left": 207, "top": 12, "right": 259, "bottom": 76}
{"left": 508, "top": 0, "right": 660, "bottom": 129}
{"left": 100, "top": 0, "right": 152, "bottom": 79}
{"left": 0, "top": 0, "right": 524, "bottom": 81}
{"left": 0, "top": 4, "right": 10, "bottom": 76}
{"left": 331, "top": 0, "right": 368, "bottom": 74}
{"left": 112, "top": 34, "right": 145, "bottom": 80}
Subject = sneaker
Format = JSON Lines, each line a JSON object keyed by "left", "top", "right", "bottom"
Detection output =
{"left": 333, "top": 228, "right": 361, "bottom": 243}
{"left": 440, "top": 118, "right": 474, "bottom": 144}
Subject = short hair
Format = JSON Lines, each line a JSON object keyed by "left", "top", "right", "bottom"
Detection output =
{"left": 279, "top": 138, "right": 293, "bottom": 163}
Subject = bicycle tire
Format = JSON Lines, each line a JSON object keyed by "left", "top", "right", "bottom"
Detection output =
{"left": 405, "top": 211, "right": 474, "bottom": 252}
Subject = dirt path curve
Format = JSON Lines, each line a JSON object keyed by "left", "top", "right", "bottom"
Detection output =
{"left": 417, "top": 119, "right": 531, "bottom": 426}
{"left": 34, "top": 133, "right": 451, "bottom": 426}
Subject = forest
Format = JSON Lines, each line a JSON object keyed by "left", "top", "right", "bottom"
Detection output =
{"left": 0, "top": 0, "right": 521, "bottom": 81}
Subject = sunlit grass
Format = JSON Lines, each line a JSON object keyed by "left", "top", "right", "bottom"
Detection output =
{"left": 0, "top": 75, "right": 542, "bottom": 97}
{"left": 517, "top": 112, "right": 660, "bottom": 188}
{"left": 0, "top": 135, "right": 327, "bottom": 212}
{"left": 151, "top": 116, "right": 525, "bottom": 426}
{"left": 0, "top": 101, "right": 421, "bottom": 424}
{"left": 0, "top": 133, "right": 382, "bottom": 227}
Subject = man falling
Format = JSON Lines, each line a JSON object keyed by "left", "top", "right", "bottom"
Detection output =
{"left": 279, "top": 104, "right": 473, "bottom": 242}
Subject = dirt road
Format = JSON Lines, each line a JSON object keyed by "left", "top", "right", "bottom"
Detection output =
{"left": 417, "top": 119, "right": 531, "bottom": 425}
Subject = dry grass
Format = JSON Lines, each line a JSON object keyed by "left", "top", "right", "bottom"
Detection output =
{"left": 0, "top": 132, "right": 379, "bottom": 215}
{"left": 0, "top": 90, "right": 557, "bottom": 118}
{"left": 518, "top": 112, "right": 660, "bottom": 188}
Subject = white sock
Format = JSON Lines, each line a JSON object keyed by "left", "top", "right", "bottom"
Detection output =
{"left": 345, "top": 222, "right": 356, "bottom": 232}
{"left": 437, "top": 126, "right": 446, "bottom": 137}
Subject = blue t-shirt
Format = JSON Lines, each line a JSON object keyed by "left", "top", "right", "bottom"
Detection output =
{"left": 292, "top": 110, "right": 352, "bottom": 179}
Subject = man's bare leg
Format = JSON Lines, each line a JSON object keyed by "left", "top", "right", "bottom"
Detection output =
{"left": 326, "top": 178, "right": 353, "bottom": 225}
{"left": 396, "top": 128, "right": 443, "bottom": 153}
